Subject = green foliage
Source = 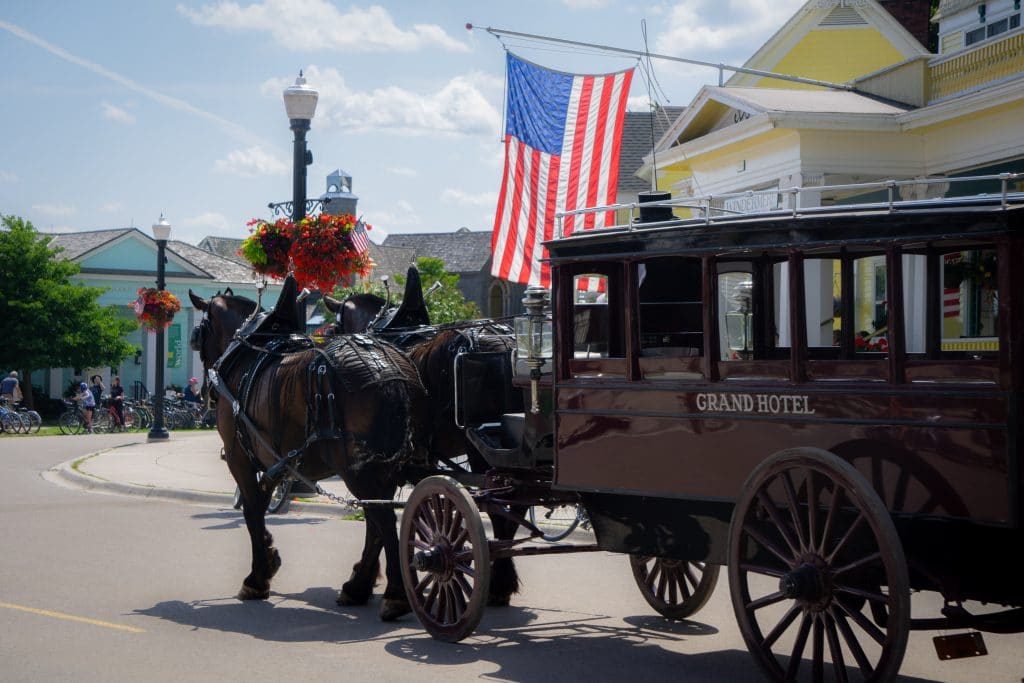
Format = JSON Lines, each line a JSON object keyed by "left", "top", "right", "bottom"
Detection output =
{"left": 0, "top": 215, "right": 138, "bottom": 375}
{"left": 329, "top": 257, "right": 481, "bottom": 325}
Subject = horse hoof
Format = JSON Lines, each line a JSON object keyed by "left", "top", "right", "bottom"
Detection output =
{"left": 488, "top": 594, "right": 511, "bottom": 607}
{"left": 336, "top": 589, "right": 369, "bottom": 607}
{"left": 268, "top": 549, "right": 282, "bottom": 579}
{"left": 237, "top": 584, "right": 270, "bottom": 600}
{"left": 379, "top": 598, "right": 411, "bottom": 621}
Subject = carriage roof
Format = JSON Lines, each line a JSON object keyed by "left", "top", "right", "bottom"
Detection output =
{"left": 546, "top": 175, "right": 1024, "bottom": 261}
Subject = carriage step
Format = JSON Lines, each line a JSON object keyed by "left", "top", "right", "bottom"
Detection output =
{"left": 933, "top": 632, "right": 987, "bottom": 660}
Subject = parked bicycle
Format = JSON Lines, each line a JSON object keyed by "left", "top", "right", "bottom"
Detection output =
{"left": 58, "top": 400, "right": 90, "bottom": 435}
{"left": 93, "top": 396, "right": 137, "bottom": 433}
{"left": 1, "top": 397, "right": 32, "bottom": 434}
{"left": 233, "top": 473, "right": 293, "bottom": 514}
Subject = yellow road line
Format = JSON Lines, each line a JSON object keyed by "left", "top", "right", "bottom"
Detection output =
{"left": 0, "top": 601, "right": 144, "bottom": 633}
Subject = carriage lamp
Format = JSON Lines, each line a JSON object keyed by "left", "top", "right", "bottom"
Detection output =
{"left": 725, "top": 280, "right": 754, "bottom": 360}
{"left": 283, "top": 70, "right": 318, "bottom": 226}
{"left": 516, "top": 286, "right": 552, "bottom": 414}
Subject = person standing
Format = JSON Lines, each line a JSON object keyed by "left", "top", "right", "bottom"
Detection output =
{"left": 183, "top": 377, "right": 203, "bottom": 405}
{"left": 75, "top": 381, "right": 96, "bottom": 433}
{"left": 1, "top": 371, "right": 22, "bottom": 403}
{"left": 109, "top": 376, "right": 125, "bottom": 430}
{"left": 89, "top": 375, "right": 105, "bottom": 407}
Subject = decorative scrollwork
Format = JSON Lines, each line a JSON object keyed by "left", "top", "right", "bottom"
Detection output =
{"left": 267, "top": 197, "right": 334, "bottom": 218}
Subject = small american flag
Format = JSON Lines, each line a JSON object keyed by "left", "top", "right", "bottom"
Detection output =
{"left": 491, "top": 53, "right": 634, "bottom": 288}
{"left": 576, "top": 276, "right": 606, "bottom": 293}
{"left": 351, "top": 220, "right": 370, "bottom": 255}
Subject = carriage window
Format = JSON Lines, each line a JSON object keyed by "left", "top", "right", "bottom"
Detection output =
{"left": 941, "top": 248, "right": 999, "bottom": 352}
{"left": 854, "top": 255, "right": 888, "bottom": 354}
{"left": 573, "top": 274, "right": 610, "bottom": 358}
{"left": 804, "top": 258, "right": 840, "bottom": 349}
{"left": 719, "top": 271, "right": 754, "bottom": 360}
{"left": 902, "top": 253, "right": 926, "bottom": 354}
{"left": 638, "top": 257, "right": 703, "bottom": 357}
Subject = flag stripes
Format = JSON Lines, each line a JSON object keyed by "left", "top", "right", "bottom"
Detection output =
{"left": 492, "top": 54, "right": 634, "bottom": 288}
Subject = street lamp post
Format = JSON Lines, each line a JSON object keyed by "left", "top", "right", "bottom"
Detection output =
{"left": 283, "top": 71, "right": 319, "bottom": 225}
{"left": 282, "top": 72, "right": 317, "bottom": 493}
{"left": 148, "top": 215, "right": 171, "bottom": 441}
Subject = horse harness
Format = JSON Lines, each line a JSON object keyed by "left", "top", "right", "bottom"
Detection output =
{"left": 208, "top": 327, "right": 423, "bottom": 493}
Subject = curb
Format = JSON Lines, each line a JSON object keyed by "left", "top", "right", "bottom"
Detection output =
{"left": 44, "top": 453, "right": 359, "bottom": 516}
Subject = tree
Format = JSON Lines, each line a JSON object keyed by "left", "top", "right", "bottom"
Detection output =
{"left": 0, "top": 215, "right": 138, "bottom": 406}
{"left": 330, "top": 256, "right": 481, "bottom": 325}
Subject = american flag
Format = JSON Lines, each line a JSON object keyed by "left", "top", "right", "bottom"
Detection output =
{"left": 491, "top": 53, "right": 634, "bottom": 288}
{"left": 576, "top": 275, "right": 606, "bottom": 293}
{"left": 351, "top": 220, "right": 370, "bottom": 255}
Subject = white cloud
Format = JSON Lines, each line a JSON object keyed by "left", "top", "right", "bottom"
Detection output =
{"left": 182, "top": 212, "right": 231, "bottom": 232}
{"left": 655, "top": 0, "right": 806, "bottom": 54}
{"left": 214, "top": 146, "right": 289, "bottom": 177}
{"left": 627, "top": 95, "right": 653, "bottom": 111}
{"left": 562, "top": 0, "right": 610, "bottom": 8}
{"left": 32, "top": 202, "right": 77, "bottom": 217}
{"left": 178, "top": 0, "right": 469, "bottom": 52}
{"left": 99, "top": 201, "right": 124, "bottom": 212}
{"left": 0, "top": 170, "right": 17, "bottom": 183}
{"left": 369, "top": 199, "right": 420, "bottom": 233}
{"left": 101, "top": 101, "right": 136, "bottom": 124}
{"left": 264, "top": 66, "right": 501, "bottom": 136}
{"left": 385, "top": 166, "right": 417, "bottom": 177}
{"left": 441, "top": 188, "right": 497, "bottom": 208}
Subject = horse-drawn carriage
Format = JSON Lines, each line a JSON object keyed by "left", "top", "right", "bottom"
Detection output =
{"left": 194, "top": 173, "right": 1023, "bottom": 681}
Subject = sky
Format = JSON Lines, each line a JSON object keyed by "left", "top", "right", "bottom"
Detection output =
{"left": 0, "top": 0, "right": 807, "bottom": 246}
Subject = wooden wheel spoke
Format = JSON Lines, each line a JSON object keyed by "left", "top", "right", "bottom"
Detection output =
{"left": 683, "top": 563, "right": 699, "bottom": 594}
{"left": 412, "top": 538, "right": 433, "bottom": 552}
{"left": 746, "top": 590, "right": 787, "bottom": 611}
{"left": 415, "top": 573, "right": 436, "bottom": 595}
{"left": 831, "top": 551, "right": 882, "bottom": 577}
{"left": 423, "top": 579, "right": 441, "bottom": 615}
{"left": 656, "top": 567, "right": 668, "bottom": 602}
{"left": 824, "top": 614, "right": 850, "bottom": 683}
{"left": 831, "top": 605, "right": 874, "bottom": 677}
{"left": 739, "top": 562, "right": 786, "bottom": 578}
{"left": 454, "top": 571, "right": 474, "bottom": 600}
{"left": 785, "top": 613, "right": 813, "bottom": 680}
{"left": 891, "top": 468, "right": 911, "bottom": 512}
{"left": 836, "top": 597, "right": 887, "bottom": 646}
{"left": 755, "top": 490, "right": 801, "bottom": 557}
{"left": 812, "top": 616, "right": 824, "bottom": 683}
{"left": 413, "top": 515, "right": 434, "bottom": 542}
{"left": 780, "top": 470, "right": 808, "bottom": 551}
{"left": 452, "top": 527, "right": 469, "bottom": 549}
{"left": 441, "top": 497, "right": 454, "bottom": 537}
{"left": 806, "top": 469, "right": 819, "bottom": 555}
{"left": 826, "top": 511, "right": 865, "bottom": 564}
{"left": 835, "top": 584, "right": 888, "bottom": 604}
{"left": 761, "top": 603, "right": 801, "bottom": 649}
{"left": 818, "top": 484, "right": 844, "bottom": 555}
{"left": 643, "top": 562, "right": 660, "bottom": 592}
{"left": 745, "top": 524, "right": 797, "bottom": 568}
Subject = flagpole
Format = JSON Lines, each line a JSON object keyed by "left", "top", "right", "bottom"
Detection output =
{"left": 466, "top": 24, "right": 853, "bottom": 92}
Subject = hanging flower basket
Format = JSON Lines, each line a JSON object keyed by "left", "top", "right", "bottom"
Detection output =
{"left": 238, "top": 218, "right": 292, "bottom": 279}
{"left": 130, "top": 287, "right": 182, "bottom": 332}
{"left": 237, "top": 214, "right": 372, "bottom": 291}
{"left": 290, "top": 213, "right": 372, "bottom": 292}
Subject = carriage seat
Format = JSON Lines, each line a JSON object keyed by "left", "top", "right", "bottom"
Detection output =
{"left": 465, "top": 412, "right": 536, "bottom": 469}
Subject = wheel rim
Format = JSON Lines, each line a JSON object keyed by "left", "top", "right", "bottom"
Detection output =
{"left": 400, "top": 475, "right": 490, "bottom": 642}
{"left": 630, "top": 555, "right": 719, "bottom": 620}
{"left": 528, "top": 503, "right": 582, "bottom": 542}
{"left": 729, "top": 449, "right": 909, "bottom": 682}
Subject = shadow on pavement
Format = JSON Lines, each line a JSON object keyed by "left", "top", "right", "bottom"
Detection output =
{"left": 190, "top": 509, "right": 330, "bottom": 531}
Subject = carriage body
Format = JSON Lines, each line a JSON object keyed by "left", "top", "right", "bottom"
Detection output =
{"left": 538, "top": 196, "right": 1024, "bottom": 610}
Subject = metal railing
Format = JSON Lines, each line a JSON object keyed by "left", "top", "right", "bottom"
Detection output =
{"left": 554, "top": 173, "right": 1023, "bottom": 239}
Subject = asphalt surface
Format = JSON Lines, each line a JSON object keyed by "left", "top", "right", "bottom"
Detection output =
{"left": 42, "top": 430, "right": 361, "bottom": 515}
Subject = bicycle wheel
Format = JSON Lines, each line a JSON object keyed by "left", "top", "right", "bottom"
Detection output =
{"left": 268, "top": 480, "right": 293, "bottom": 514}
{"left": 2, "top": 412, "right": 21, "bottom": 433}
{"left": 22, "top": 410, "right": 42, "bottom": 433}
{"left": 59, "top": 410, "right": 83, "bottom": 435}
{"left": 528, "top": 503, "right": 583, "bottom": 542}
{"left": 121, "top": 408, "right": 136, "bottom": 431}
{"left": 93, "top": 410, "right": 112, "bottom": 434}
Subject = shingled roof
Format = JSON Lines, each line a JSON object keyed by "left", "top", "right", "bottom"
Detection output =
{"left": 48, "top": 228, "right": 259, "bottom": 284}
{"left": 381, "top": 228, "right": 492, "bottom": 274}
{"left": 619, "top": 106, "right": 685, "bottom": 192}
{"left": 367, "top": 242, "right": 417, "bottom": 281}
{"left": 197, "top": 236, "right": 247, "bottom": 264}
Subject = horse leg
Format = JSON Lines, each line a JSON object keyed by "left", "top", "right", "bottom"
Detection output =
{"left": 336, "top": 509, "right": 383, "bottom": 606}
{"left": 488, "top": 505, "right": 523, "bottom": 606}
{"left": 364, "top": 504, "right": 411, "bottom": 621}
{"left": 229, "top": 452, "right": 279, "bottom": 600}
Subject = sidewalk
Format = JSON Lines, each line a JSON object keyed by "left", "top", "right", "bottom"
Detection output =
{"left": 46, "top": 430, "right": 360, "bottom": 515}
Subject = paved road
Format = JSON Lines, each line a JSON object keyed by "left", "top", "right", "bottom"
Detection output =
{"left": 1, "top": 433, "right": 1021, "bottom": 681}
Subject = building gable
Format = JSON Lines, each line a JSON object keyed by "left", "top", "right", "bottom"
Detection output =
{"left": 728, "top": 0, "right": 928, "bottom": 89}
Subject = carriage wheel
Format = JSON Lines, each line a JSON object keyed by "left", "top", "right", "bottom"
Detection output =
{"left": 728, "top": 448, "right": 909, "bottom": 682}
{"left": 528, "top": 503, "right": 582, "bottom": 542}
{"left": 400, "top": 475, "right": 491, "bottom": 643}
{"left": 630, "top": 555, "right": 720, "bottom": 620}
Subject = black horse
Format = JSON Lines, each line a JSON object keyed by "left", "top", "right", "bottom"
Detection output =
{"left": 323, "top": 269, "right": 523, "bottom": 604}
{"left": 190, "top": 279, "right": 428, "bottom": 619}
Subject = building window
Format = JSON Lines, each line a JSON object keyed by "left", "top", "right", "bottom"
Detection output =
{"left": 987, "top": 17, "right": 1009, "bottom": 37}
{"left": 965, "top": 26, "right": 987, "bottom": 45}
